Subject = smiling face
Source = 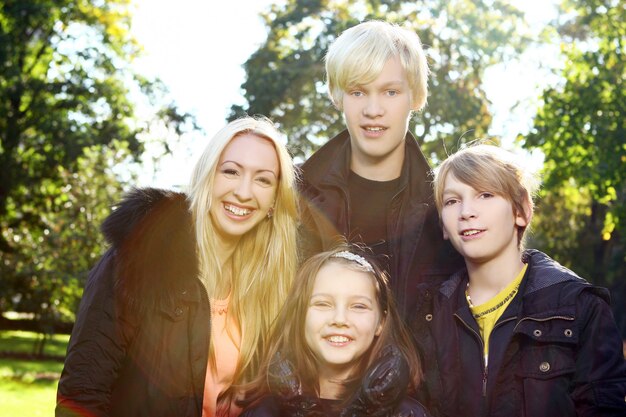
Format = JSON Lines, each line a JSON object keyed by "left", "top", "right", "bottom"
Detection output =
{"left": 209, "top": 133, "right": 279, "bottom": 246}
{"left": 440, "top": 174, "right": 528, "bottom": 269}
{"left": 304, "top": 261, "right": 383, "bottom": 381}
{"left": 342, "top": 56, "right": 413, "bottom": 178}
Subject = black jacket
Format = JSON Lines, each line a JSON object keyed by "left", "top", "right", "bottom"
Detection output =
{"left": 298, "top": 130, "right": 462, "bottom": 317}
{"left": 412, "top": 250, "right": 626, "bottom": 417}
{"left": 56, "top": 188, "right": 211, "bottom": 417}
{"left": 241, "top": 345, "right": 432, "bottom": 417}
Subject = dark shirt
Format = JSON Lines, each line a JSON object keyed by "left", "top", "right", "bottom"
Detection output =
{"left": 348, "top": 170, "right": 401, "bottom": 274}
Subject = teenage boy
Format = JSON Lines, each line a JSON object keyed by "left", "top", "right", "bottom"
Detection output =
{"left": 298, "top": 21, "right": 461, "bottom": 318}
{"left": 412, "top": 144, "right": 626, "bottom": 417}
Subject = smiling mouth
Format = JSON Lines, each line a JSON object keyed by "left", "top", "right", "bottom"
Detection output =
{"left": 364, "top": 126, "right": 386, "bottom": 132}
{"left": 326, "top": 335, "right": 351, "bottom": 343}
{"left": 461, "top": 229, "right": 483, "bottom": 236}
{"left": 224, "top": 203, "right": 251, "bottom": 216}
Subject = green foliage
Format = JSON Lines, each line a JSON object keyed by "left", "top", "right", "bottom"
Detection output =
{"left": 230, "top": 0, "right": 531, "bottom": 161}
{"left": 523, "top": 0, "right": 625, "bottom": 286}
{"left": 0, "top": 143, "right": 129, "bottom": 322}
{"left": 0, "top": 0, "right": 196, "bottom": 321}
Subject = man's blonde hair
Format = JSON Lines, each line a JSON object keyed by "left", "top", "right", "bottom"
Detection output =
{"left": 434, "top": 144, "right": 540, "bottom": 248}
{"left": 325, "top": 20, "right": 429, "bottom": 111}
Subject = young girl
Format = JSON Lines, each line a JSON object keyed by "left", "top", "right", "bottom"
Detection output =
{"left": 240, "top": 245, "right": 431, "bottom": 417}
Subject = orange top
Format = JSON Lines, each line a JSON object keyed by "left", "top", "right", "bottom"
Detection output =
{"left": 202, "top": 295, "right": 242, "bottom": 417}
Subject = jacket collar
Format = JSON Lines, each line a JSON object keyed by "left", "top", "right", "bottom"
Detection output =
{"left": 438, "top": 250, "right": 604, "bottom": 318}
{"left": 300, "top": 129, "right": 432, "bottom": 198}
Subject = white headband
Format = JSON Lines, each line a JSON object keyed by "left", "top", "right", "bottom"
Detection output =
{"left": 331, "top": 251, "right": 375, "bottom": 273}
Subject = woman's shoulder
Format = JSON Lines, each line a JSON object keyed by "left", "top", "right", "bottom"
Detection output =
{"left": 101, "top": 187, "right": 189, "bottom": 248}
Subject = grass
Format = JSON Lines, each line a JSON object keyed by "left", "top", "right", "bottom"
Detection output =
{"left": 0, "top": 330, "right": 69, "bottom": 417}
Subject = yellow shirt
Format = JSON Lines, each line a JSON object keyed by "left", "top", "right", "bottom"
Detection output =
{"left": 468, "top": 264, "right": 527, "bottom": 364}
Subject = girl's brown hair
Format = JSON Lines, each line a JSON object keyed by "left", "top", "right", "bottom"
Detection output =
{"left": 242, "top": 244, "right": 422, "bottom": 406}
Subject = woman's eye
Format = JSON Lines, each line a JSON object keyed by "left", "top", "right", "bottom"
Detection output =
{"left": 222, "top": 168, "right": 238, "bottom": 177}
{"left": 255, "top": 176, "right": 274, "bottom": 187}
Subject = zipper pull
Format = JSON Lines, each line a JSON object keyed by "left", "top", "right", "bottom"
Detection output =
{"left": 482, "top": 364, "right": 488, "bottom": 397}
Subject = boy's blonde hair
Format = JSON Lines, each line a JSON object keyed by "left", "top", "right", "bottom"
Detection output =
{"left": 325, "top": 20, "right": 429, "bottom": 111}
{"left": 434, "top": 144, "right": 540, "bottom": 247}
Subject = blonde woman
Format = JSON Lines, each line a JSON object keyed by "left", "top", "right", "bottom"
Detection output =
{"left": 56, "top": 117, "right": 299, "bottom": 417}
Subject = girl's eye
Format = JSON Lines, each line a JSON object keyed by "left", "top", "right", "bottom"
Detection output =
{"left": 386, "top": 90, "right": 399, "bottom": 96}
{"left": 351, "top": 303, "right": 370, "bottom": 310}
{"left": 350, "top": 90, "right": 363, "bottom": 97}
{"left": 444, "top": 198, "right": 458, "bottom": 206}
{"left": 311, "top": 300, "right": 331, "bottom": 309}
{"left": 479, "top": 192, "right": 494, "bottom": 199}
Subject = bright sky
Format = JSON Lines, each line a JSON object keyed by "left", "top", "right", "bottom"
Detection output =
{"left": 130, "top": 0, "right": 559, "bottom": 189}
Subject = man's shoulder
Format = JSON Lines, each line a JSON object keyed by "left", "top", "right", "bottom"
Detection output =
{"left": 300, "top": 130, "right": 350, "bottom": 174}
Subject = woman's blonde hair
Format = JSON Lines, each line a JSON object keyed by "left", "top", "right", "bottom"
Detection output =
{"left": 433, "top": 144, "right": 540, "bottom": 248}
{"left": 187, "top": 116, "right": 298, "bottom": 396}
{"left": 325, "top": 20, "right": 429, "bottom": 111}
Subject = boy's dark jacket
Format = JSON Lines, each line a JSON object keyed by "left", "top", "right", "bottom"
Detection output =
{"left": 56, "top": 188, "right": 210, "bottom": 417}
{"left": 412, "top": 249, "right": 626, "bottom": 417}
{"left": 298, "top": 129, "right": 462, "bottom": 317}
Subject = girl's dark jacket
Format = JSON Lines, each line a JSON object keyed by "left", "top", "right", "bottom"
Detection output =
{"left": 240, "top": 345, "right": 432, "bottom": 417}
{"left": 411, "top": 249, "right": 626, "bottom": 417}
{"left": 56, "top": 188, "right": 211, "bottom": 417}
{"left": 298, "top": 129, "right": 462, "bottom": 318}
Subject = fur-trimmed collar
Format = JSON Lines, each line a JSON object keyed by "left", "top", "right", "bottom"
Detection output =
{"left": 101, "top": 188, "right": 201, "bottom": 313}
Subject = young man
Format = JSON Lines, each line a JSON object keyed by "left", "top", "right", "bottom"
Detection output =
{"left": 298, "top": 21, "right": 461, "bottom": 318}
{"left": 412, "top": 144, "right": 626, "bottom": 417}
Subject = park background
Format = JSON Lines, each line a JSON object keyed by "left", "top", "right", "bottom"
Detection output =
{"left": 0, "top": 0, "right": 624, "bottom": 415}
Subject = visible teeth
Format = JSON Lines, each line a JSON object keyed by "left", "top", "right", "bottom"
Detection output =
{"left": 463, "top": 230, "right": 481, "bottom": 236}
{"left": 225, "top": 204, "right": 250, "bottom": 216}
{"left": 365, "top": 127, "right": 384, "bottom": 131}
{"left": 327, "top": 335, "right": 350, "bottom": 343}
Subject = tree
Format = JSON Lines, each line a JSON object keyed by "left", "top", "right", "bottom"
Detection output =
{"left": 230, "top": 0, "right": 531, "bottom": 161}
{"left": 0, "top": 0, "right": 195, "bottom": 323}
{"left": 0, "top": 142, "right": 130, "bottom": 350}
{"left": 523, "top": 0, "right": 625, "bottom": 333}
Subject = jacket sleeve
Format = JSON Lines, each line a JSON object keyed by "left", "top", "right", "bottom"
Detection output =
{"left": 572, "top": 289, "right": 626, "bottom": 416}
{"left": 56, "top": 249, "right": 138, "bottom": 417}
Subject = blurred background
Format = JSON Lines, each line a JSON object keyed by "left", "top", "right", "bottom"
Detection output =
{"left": 0, "top": 0, "right": 624, "bottom": 415}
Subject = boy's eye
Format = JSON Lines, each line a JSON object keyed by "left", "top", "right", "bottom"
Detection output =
{"left": 350, "top": 90, "right": 364, "bottom": 97}
{"left": 479, "top": 192, "right": 494, "bottom": 199}
{"left": 386, "top": 90, "right": 399, "bottom": 96}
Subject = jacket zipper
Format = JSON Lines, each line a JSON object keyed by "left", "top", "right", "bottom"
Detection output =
{"left": 454, "top": 313, "right": 487, "bottom": 396}
{"left": 455, "top": 315, "right": 518, "bottom": 398}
